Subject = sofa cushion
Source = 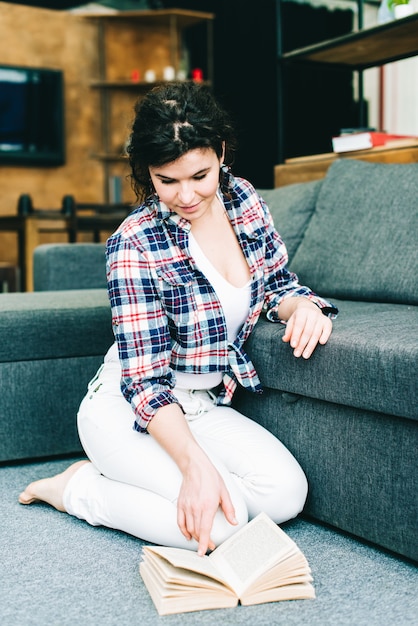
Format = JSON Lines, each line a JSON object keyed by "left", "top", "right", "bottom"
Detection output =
{"left": 290, "top": 160, "right": 418, "bottom": 304}
{"left": 0, "top": 290, "right": 113, "bottom": 362}
{"left": 245, "top": 299, "right": 418, "bottom": 421}
{"left": 258, "top": 179, "right": 321, "bottom": 262}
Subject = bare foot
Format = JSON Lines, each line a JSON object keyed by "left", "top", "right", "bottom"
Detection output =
{"left": 18, "top": 460, "right": 90, "bottom": 512}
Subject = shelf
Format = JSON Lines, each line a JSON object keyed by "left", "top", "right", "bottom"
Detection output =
{"left": 92, "top": 153, "right": 128, "bottom": 162}
{"left": 282, "top": 13, "right": 418, "bottom": 70}
{"left": 84, "top": 8, "right": 214, "bottom": 28}
{"left": 274, "top": 142, "right": 418, "bottom": 187}
{"left": 90, "top": 80, "right": 210, "bottom": 89}
{"left": 91, "top": 80, "right": 165, "bottom": 89}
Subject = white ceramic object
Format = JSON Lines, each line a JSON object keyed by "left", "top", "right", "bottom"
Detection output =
{"left": 394, "top": 3, "right": 414, "bottom": 18}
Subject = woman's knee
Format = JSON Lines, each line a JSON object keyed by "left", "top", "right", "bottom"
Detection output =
{"left": 267, "top": 463, "right": 308, "bottom": 523}
{"left": 244, "top": 458, "right": 308, "bottom": 524}
{"left": 210, "top": 502, "right": 249, "bottom": 547}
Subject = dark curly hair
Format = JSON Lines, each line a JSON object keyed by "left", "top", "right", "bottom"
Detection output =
{"left": 126, "top": 82, "right": 237, "bottom": 201}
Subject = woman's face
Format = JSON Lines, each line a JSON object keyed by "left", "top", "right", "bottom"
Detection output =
{"left": 149, "top": 147, "right": 223, "bottom": 222}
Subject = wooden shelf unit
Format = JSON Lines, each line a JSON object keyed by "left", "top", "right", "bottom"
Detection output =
{"left": 85, "top": 9, "right": 214, "bottom": 201}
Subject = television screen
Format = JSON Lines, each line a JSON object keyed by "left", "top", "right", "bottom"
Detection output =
{"left": 0, "top": 65, "right": 65, "bottom": 166}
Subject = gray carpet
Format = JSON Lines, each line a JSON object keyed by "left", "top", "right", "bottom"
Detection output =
{"left": 2, "top": 458, "right": 417, "bottom": 626}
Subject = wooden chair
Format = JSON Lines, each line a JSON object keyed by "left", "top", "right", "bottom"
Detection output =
{"left": 66, "top": 199, "right": 133, "bottom": 243}
{"left": 0, "top": 195, "right": 133, "bottom": 291}
{"left": 0, "top": 194, "right": 75, "bottom": 291}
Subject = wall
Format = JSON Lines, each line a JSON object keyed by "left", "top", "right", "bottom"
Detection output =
{"left": 353, "top": 3, "right": 418, "bottom": 137}
{"left": 0, "top": 3, "right": 109, "bottom": 265}
{"left": 382, "top": 56, "right": 418, "bottom": 135}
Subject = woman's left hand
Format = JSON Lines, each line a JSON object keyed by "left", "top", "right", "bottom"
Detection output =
{"left": 280, "top": 298, "right": 333, "bottom": 359}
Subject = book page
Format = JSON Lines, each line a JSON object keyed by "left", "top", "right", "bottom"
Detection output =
{"left": 139, "top": 560, "right": 237, "bottom": 616}
{"left": 143, "top": 549, "right": 231, "bottom": 592}
{"left": 246, "top": 553, "right": 312, "bottom": 595}
{"left": 143, "top": 546, "right": 232, "bottom": 590}
{"left": 240, "top": 581, "right": 315, "bottom": 606}
{"left": 209, "top": 512, "right": 296, "bottom": 597}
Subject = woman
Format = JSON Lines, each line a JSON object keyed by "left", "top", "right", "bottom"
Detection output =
{"left": 20, "top": 82, "right": 337, "bottom": 557}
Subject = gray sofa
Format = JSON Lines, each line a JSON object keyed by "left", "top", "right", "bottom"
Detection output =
{"left": 0, "top": 159, "right": 416, "bottom": 563}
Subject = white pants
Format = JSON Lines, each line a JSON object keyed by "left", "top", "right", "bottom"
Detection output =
{"left": 63, "top": 361, "right": 308, "bottom": 550}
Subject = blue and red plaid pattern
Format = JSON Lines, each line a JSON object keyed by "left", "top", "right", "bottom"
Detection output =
{"left": 106, "top": 168, "right": 337, "bottom": 431}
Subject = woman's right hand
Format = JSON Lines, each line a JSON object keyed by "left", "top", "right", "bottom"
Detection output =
{"left": 176, "top": 443, "right": 237, "bottom": 555}
{"left": 147, "top": 403, "right": 237, "bottom": 555}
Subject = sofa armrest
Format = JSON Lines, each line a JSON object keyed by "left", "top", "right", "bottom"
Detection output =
{"left": 0, "top": 289, "right": 113, "bottom": 461}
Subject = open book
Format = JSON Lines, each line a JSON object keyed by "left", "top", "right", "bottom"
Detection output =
{"left": 139, "top": 512, "right": 315, "bottom": 615}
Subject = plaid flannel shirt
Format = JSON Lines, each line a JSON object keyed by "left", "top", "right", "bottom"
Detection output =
{"left": 106, "top": 168, "right": 337, "bottom": 432}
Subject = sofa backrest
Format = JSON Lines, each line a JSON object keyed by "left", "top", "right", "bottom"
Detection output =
{"left": 258, "top": 179, "right": 322, "bottom": 263}
{"left": 277, "top": 159, "right": 418, "bottom": 305}
{"left": 34, "top": 243, "right": 107, "bottom": 291}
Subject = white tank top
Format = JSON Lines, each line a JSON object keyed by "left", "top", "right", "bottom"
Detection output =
{"left": 174, "top": 231, "right": 251, "bottom": 390}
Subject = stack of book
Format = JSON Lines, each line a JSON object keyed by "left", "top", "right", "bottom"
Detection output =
{"left": 332, "top": 129, "right": 418, "bottom": 154}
